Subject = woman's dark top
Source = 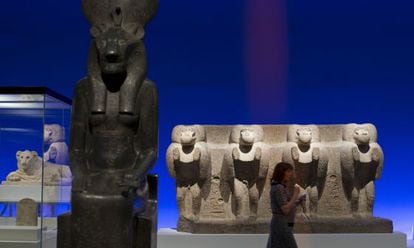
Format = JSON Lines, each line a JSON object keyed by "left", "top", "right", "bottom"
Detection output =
{"left": 267, "top": 181, "right": 299, "bottom": 248}
{"left": 270, "top": 181, "right": 296, "bottom": 224}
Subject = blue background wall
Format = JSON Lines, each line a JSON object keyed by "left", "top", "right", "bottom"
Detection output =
{"left": 0, "top": 0, "right": 413, "bottom": 236}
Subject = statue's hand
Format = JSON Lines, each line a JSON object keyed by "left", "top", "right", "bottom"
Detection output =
{"left": 371, "top": 147, "right": 381, "bottom": 162}
{"left": 49, "top": 146, "right": 58, "bottom": 160}
{"left": 232, "top": 147, "right": 240, "bottom": 160}
{"left": 352, "top": 147, "right": 360, "bottom": 161}
{"left": 173, "top": 148, "right": 180, "bottom": 161}
{"left": 193, "top": 148, "right": 201, "bottom": 161}
{"left": 118, "top": 173, "right": 140, "bottom": 189}
{"left": 291, "top": 146, "right": 299, "bottom": 161}
{"left": 312, "top": 147, "right": 320, "bottom": 161}
{"left": 255, "top": 147, "right": 262, "bottom": 160}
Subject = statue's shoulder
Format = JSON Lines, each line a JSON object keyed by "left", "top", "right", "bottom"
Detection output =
{"left": 139, "top": 79, "right": 158, "bottom": 98}
{"left": 75, "top": 77, "right": 89, "bottom": 90}
{"left": 73, "top": 77, "right": 90, "bottom": 98}
{"left": 141, "top": 79, "right": 157, "bottom": 92}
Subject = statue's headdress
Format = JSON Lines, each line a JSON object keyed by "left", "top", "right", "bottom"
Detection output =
{"left": 82, "top": 0, "right": 158, "bottom": 37}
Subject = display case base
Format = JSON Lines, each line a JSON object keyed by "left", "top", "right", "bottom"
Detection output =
{"left": 0, "top": 226, "right": 55, "bottom": 248}
{"left": 0, "top": 183, "right": 71, "bottom": 203}
{"left": 158, "top": 228, "right": 406, "bottom": 248}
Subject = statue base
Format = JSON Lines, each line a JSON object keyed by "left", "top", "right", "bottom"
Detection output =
{"left": 178, "top": 217, "right": 270, "bottom": 234}
{"left": 293, "top": 215, "right": 393, "bottom": 233}
{"left": 178, "top": 216, "right": 393, "bottom": 234}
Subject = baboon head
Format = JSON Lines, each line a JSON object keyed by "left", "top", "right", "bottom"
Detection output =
{"left": 180, "top": 128, "right": 197, "bottom": 146}
{"left": 240, "top": 129, "right": 255, "bottom": 145}
{"left": 353, "top": 127, "right": 371, "bottom": 145}
{"left": 296, "top": 128, "right": 313, "bottom": 145}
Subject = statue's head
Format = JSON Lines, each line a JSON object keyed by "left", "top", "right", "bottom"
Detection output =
{"left": 91, "top": 8, "right": 143, "bottom": 74}
{"left": 353, "top": 127, "right": 371, "bottom": 145}
{"left": 44, "top": 124, "right": 65, "bottom": 144}
{"left": 287, "top": 125, "right": 319, "bottom": 144}
{"left": 180, "top": 128, "right": 197, "bottom": 146}
{"left": 230, "top": 125, "right": 263, "bottom": 145}
{"left": 83, "top": 0, "right": 158, "bottom": 74}
{"left": 343, "top": 123, "right": 377, "bottom": 144}
{"left": 172, "top": 125, "right": 206, "bottom": 145}
{"left": 296, "top": 127, "right": 313, "bottom": 145}
{"left": 16, "top": 150, "right": 38, "bottom": 172}
{"left": 240, "top": 129, "right": 255, "bottom": 145}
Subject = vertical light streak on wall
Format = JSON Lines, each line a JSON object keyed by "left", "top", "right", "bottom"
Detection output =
{"left": 245, "top": 0, "right": 288, "bottom": 122}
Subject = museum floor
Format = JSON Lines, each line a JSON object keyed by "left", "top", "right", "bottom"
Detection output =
{"left": 157, "top": 229, "right": 410, "bottom": 248}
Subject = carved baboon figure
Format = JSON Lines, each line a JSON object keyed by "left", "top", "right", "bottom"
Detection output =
{"left": 284, "top": 125, "right": 325, "bottom": 215}
{"left": 229, "top": 125, "right": 267, "bottom": 219}
{"left": 342, "top": 124, "right": 383, "bottom": 217}
{"left": 167, "top": 125, "right": 210, "bottom": 221}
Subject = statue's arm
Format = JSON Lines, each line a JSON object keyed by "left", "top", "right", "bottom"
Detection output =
{"left": 166, "top": 144, "right": 179, "bottom": 178}
{"left": 373, "top": 145, "right": 384, "bottom": 180}
{"left": 198, "top": 143, "right": 210, "bottom": 182}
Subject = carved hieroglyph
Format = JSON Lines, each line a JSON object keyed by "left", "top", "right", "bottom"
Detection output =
{"left": 166, "top": 124, "right": 392, "bottom": 234}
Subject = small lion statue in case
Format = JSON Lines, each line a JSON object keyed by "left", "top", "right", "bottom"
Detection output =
{"left": 6, "top": 150, "right": 72, "bottom": 186}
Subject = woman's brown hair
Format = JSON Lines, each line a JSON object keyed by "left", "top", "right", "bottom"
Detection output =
{"left": 271, "top": 162, "right": 294, "bottom": 183}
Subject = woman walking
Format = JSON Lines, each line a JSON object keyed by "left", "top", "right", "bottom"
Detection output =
{"left": 267, "top": 162, "right": 303, "bottom": 248}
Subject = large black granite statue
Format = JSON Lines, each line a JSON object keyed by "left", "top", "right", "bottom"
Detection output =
{"left": 57, "top": 0, "right": 158, "bottom": 248}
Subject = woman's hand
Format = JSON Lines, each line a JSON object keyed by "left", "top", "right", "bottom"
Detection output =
{"left": 293, "top": 184, "right": 301, "bottom": 200}
{"left": 281, "top": 184, "right": 301, "bottom": 215}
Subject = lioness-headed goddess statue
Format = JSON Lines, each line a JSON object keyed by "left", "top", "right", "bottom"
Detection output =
{"left": 57, "top": 0, "right": 159, "bottom": 248}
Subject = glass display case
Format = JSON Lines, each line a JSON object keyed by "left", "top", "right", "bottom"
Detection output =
{"left": 0, "top": 87, "right": 71, "bottom": 248}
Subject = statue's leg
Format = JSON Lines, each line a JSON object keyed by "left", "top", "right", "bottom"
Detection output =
{"left": 366, "top": 181, "right": 375, "bottom": 217}
{"left": 71, "top": 191, "right": 134, "bottom": 248}
{"left": 190, "top": 184, "right": 201, "bottom": 221}
{"left": 248, "top": 183, "right": 259, "bottom": 219}
{"left": 351, "top": 187, "right": 359, "bottom": 215}
{"left": 234, "top": 179, "right": 248, "bottom": 218}
{"left": 177, "top": 186, "right": 187, "bottom": 218}
{"left": 309, "top": 185, "right": 318, "bottom": 215}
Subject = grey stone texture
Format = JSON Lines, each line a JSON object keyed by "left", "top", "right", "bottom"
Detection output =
{"left": 166, "top": 124, "right": 392, "bottom": 233}
{"left": 57, "top": 0, "right": 159, "bottom": 247}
